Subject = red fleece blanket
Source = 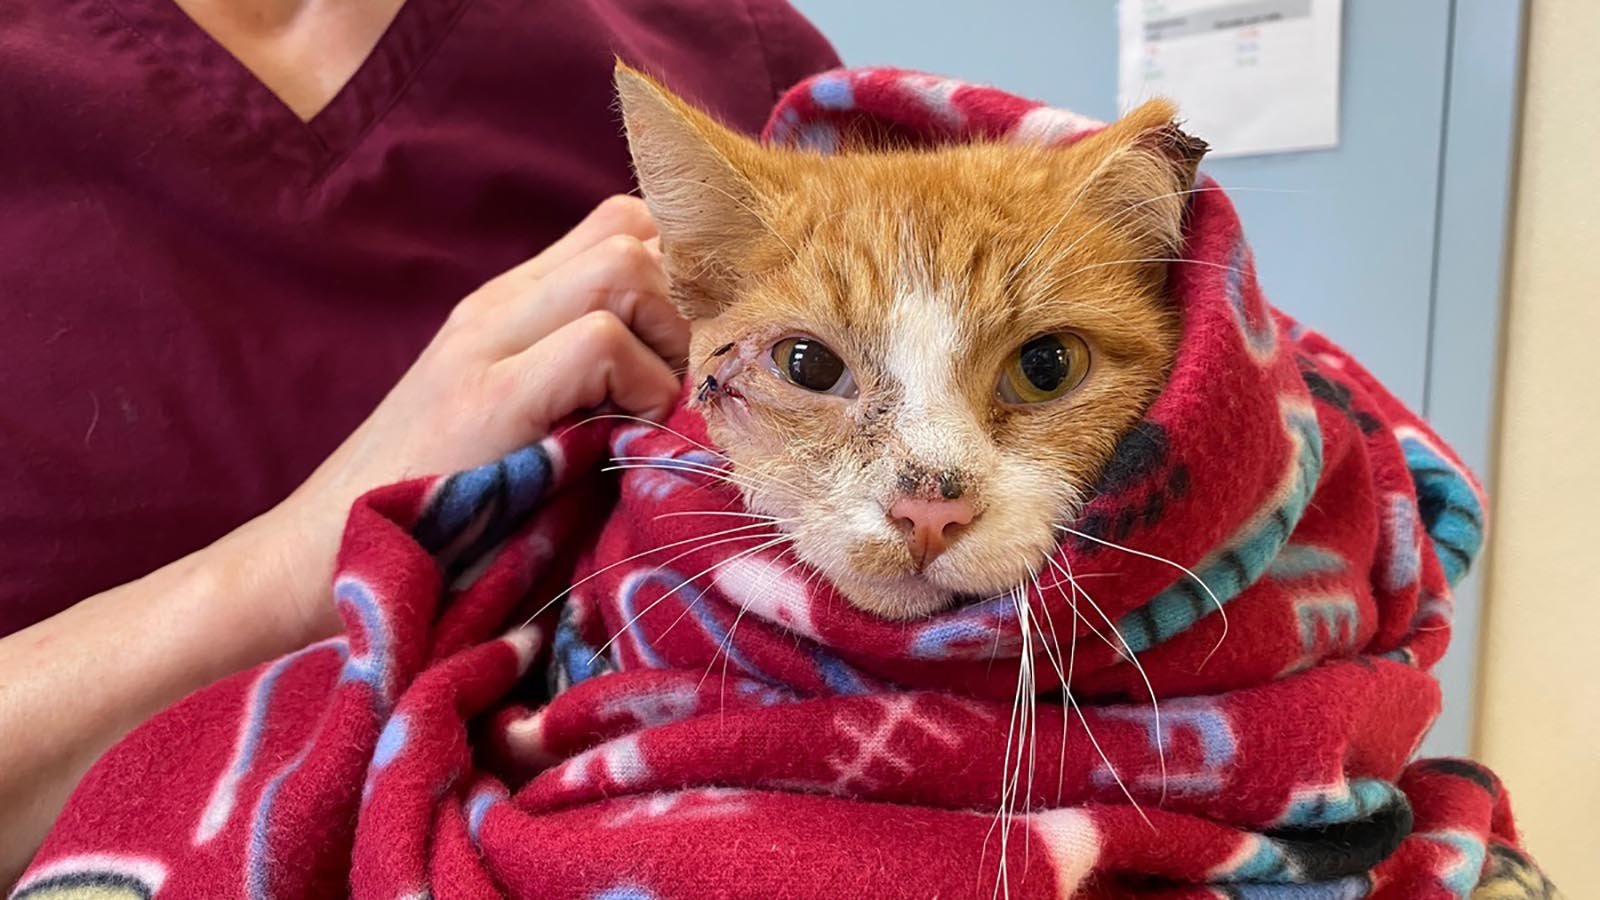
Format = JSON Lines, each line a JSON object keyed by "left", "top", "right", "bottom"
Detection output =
{"left": 19, "top": 69, "right": 1557, "bottom": 900}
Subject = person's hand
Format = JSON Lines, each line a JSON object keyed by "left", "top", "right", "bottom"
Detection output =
{"left": 0, "top": 197, "right": 690, "bottom": 881}
{"left": 263, "top": 195, "right": 688, "bottom": 643}
{"left": 0, "top": 196, "right": 687, "bottom": 881}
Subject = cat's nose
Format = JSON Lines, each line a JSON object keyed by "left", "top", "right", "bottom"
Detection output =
{"left": 890, "top": 497, "right": 976, "bottom": 568}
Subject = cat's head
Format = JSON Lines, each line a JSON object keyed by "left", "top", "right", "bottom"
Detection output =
{"left": 616, "top": 65, "right": 1203, "bottom": 619}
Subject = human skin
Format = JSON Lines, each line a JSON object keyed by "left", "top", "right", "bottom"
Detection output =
{"left": 0, "top": 195, "right": 684, "bottom": 883}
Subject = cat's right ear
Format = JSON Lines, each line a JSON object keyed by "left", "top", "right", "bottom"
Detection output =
{"left": 614, "top": 62, "right": 773, "bottom": 320}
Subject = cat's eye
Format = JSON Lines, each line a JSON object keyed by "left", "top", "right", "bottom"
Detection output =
{"left": 770, "top": 336, "right": 856, "bottom": 397}
{"left": 998, "top": 332, "right": 1091, "bottom": 404}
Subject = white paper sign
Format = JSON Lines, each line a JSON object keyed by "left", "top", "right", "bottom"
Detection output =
{"left": 1118, "top": 0, "right": 1343, "bottom": 158}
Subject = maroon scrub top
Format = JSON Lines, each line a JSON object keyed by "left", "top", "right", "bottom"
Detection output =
{"left": 0, "top": 0, "right": 838, "bottom": 635}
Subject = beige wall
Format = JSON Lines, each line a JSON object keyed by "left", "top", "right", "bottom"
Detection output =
{"left": 1476, "top": 1, "right": 1600, "bottom": 894}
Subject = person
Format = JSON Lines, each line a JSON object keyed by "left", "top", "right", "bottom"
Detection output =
{"left": 0, "top": 0, "right": 838, "bottom": 881}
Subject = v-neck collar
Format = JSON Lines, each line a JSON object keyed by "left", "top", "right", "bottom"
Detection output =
{"left": 102, "top": 0, "right": 472, "bottom": 177}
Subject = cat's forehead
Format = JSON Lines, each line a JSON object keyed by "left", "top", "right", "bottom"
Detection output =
{"left": 745, "top": 219, "right": 1012, "bottom": 355}
{"left": 779, "top": 148, "right": 1069, "bottom": 243}
{"left": 756, "top": 211, "right": 1129, "bottom": 340}
{"left": 773, "top": 149, "right": 1147, "bottom": 286}
{"left": 723, "top": 142, "right": 1175, "bottom": 370}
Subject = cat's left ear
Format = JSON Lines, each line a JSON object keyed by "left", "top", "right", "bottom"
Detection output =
{"left": 614, "top": 62, "right": 778, "bottom": 320}
{"left": 1072, "top": 99, "right": 1209, "bottom": 254}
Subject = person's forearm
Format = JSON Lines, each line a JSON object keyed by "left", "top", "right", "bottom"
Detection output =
{"left": 0, "top": 196, "right": 674, "bottom": 885}
{"left": 0, "top": 509, "right": 330, "bottom": 883}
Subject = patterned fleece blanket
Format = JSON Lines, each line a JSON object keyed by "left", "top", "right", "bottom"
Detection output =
{"left": 17, "top": 69, "right": 1559, "bottom": 900}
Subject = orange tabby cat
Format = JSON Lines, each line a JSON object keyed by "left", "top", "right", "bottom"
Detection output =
{"left": 615, "top": 65, "right": 1203, "bottom": 620}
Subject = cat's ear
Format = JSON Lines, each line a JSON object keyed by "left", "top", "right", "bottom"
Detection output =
{"left": 1072, "top": 98, "right": 1209, "bottom": 254}
{"left": 614, "top": 62, "right": 774, "bottom": 319}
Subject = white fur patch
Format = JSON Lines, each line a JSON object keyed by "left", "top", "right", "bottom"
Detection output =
{"left": 885, "top": 275, "right": 966, "bottom": 464}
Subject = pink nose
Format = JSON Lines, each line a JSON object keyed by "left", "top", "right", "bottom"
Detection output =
{"left": 890, "top": 497, "right": 976, "bottom": 568}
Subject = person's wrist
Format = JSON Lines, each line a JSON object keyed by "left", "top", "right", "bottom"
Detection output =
{"left": 214, "top": 498, "right": 345, "bottom": 658}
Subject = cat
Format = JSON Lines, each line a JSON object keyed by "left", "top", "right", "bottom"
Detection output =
{"left": 615, "top": 65, "right": 1204, "bottom": 621}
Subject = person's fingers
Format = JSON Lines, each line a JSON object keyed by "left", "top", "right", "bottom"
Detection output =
{"left": 484, "top": 233, "right": 688, "bottom": 364}
{"left": 441, "top": 195, "right": 658, "bottom": 329}
{"left": 441, "top": 197, "right": 670, "bottom": 358}
{"left": 514, "top": 194, "right": 658, "bottom": 281}
{"left": 491, "top": 310, "right": 683, "bottom": 437}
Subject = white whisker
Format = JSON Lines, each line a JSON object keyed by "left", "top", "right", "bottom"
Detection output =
{"left": 557, "top": 413, "right": 734, "bottom": 463}
{"left": 1054, "top": 524, "right": 1229, "bottom": 668}
{"left": 602, "top": 460, "right": 801, "bottom": 501}
{"left": 562, "top": 412, "right": 823, "bottom": 507}
{"left": 518, "top": 521, "right": 783, "bottom": 629}
{"left": 654, "top": 537, "right": 796, "bottom": 648}
{"left": 1065, "top": 686, "right": 1155, "bottom": 830}
{"left": 1049, "top": 550, "right": 1169, "bottom": 805}
{"left": 589, "top": 534, "right": 792, "bottom": 663}
{"left": 1039, "top": 555, "right": 1155, "bottom": 827}
{"left": 608, "top": 451, "right": 808, "bottom": 497}
{"left": 654, "top": 509, "right": 786, "bottom": 523}
{"left": 987, "top": 581, "right": 1039, "bottom": 900}
{"left": 1054, "top": 256, "right": 1245, "bottom": 283}
{"left": 700, "top": 552, "right": 811, "bottom": 720}
{"left": 1029, "top": 569, "right": 1072, "bottom": 806}
{"left": 1040, "top": 556, "right": 1134, "bottom": 665}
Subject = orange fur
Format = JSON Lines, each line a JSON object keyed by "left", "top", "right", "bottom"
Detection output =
{"left": 617, "top": 64, "right": 1201, "bottom": 618}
